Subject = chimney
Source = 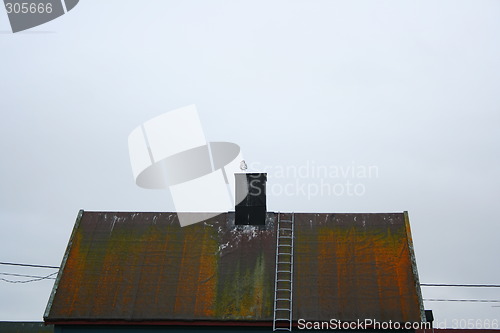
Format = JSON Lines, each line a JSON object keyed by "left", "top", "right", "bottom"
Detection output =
{"left": 235, "top": 173, "right": 267, "bottom": 225}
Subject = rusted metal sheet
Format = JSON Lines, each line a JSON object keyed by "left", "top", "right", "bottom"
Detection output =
{"left": 45, "top": 211, "right": 277, "bottom": 322}
{"left": 44, "top": 211, "right": 423, "bottom": 323}
{"left": 292, "top": 213, "right": 424, "bottom": 322}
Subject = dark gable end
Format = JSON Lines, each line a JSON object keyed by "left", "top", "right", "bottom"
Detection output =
{"left": 44, "top": 211, "right": 424, "bottom": 325}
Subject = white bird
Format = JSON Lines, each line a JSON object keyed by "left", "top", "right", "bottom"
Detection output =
{"left": 240, "top": 160, "right": 248, "bottom": 171}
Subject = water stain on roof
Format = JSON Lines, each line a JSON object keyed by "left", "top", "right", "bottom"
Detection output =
{"left": 44, "top": 211, "right": 423, "bottom": 324}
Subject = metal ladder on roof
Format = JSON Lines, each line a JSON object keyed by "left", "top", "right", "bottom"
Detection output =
{"left": 273, "top": 212, "right": 295, "bottom": 331}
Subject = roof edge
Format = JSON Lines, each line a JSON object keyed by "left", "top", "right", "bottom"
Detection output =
{"left": 44, "top": 209, "right": 84, "bottom": 321}
{"left": 44, "top": 319, "right": 273, "bottom": 327}
{"left": 43, "top": 319, "right": 425, "bottom": 327}
{"left": 66, "top": 211, "right": 407, "bottom": 216}
{"left": 403, "top": 211, "right": 426, "bottom": 322}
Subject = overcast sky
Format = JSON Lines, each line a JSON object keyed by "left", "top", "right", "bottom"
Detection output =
{"left": 1, "top": 0, "right": 499, "bottom": 325}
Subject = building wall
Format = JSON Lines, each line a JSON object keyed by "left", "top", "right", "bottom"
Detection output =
{"left": 0, "top": 322, "right": 54, "bottom": 333}
{"left": 54, "top": 326, "right": 416, "bottom": 333}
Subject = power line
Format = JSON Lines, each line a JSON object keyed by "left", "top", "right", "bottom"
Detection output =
{"left": 3, "top": 262, "right": 500, "bottom": 289}
{"left": 424, "top": 299, "right": 500, "bottom": 303}
{"left": 0, "top": 262, "right": 59, "bottom": 269}
{"left": 0, "top": 272, "right": 58, "bottom": 283}
{"left": 422, "top": 283, "right": 500, "bottom": 303}
{"left": 421, "top": 283, "right": 500, "bottom": 288}
{"left": 0, "top": 272, "right": 58, "bottom": 279}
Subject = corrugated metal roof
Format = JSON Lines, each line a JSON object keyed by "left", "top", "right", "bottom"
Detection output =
{"left": 44, "top": 211, "right": 423, "bottom": 324}
{"left": 293, "top": 212, "right": 423, "bottom": 322}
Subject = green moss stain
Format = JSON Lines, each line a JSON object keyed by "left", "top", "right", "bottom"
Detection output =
{"left": 215, "top": 252, "right": 272, "bottom": 319}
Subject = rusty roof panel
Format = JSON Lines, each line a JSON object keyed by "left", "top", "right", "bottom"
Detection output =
{"left": 292, "top": 213, "right": 423, "bottom": 322}
{"left": 44, "top": 211, "right": 423, "bottom": 323}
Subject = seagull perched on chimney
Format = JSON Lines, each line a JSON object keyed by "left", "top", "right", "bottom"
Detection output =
{"left": 240, "top": 160, "right": 248, "bottom": 171}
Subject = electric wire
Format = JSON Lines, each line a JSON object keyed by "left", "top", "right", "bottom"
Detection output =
{"left": 0, "top": 272, "right": 57, "bottom": 279}
{"left": 2, "top": 261, "right": 500, "bottom": 295}
{"left": 424, "top": 299, "right": 500, "bottom": 303}
{"left": 0, "top": 272, "right": 58, "bottom": 283}
{"left": 0, "top": 262, "right": 59, "bottom": 269}
{"left": 421, "top": 283, "right": 500, "bottom": 288}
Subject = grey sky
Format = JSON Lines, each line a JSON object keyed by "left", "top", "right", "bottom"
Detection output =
{"left": 1, "top": 0, "right": 499, "bottom": 325}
